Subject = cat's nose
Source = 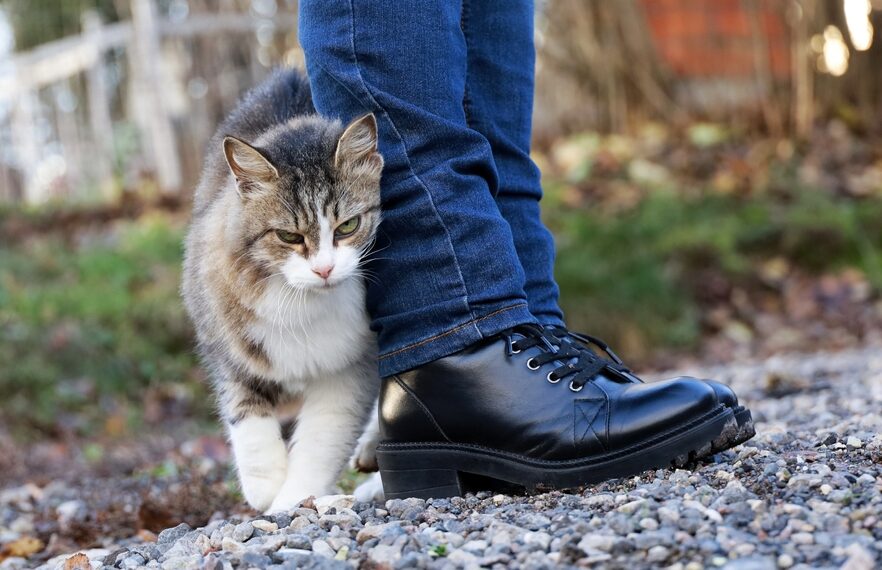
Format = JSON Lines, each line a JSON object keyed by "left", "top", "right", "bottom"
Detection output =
{"left": 312, "top": 265, "right": 335, "bottom": 280}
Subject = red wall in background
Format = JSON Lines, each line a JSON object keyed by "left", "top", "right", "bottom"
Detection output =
{"left": 640, "top": 0, "right": 791, "bottom": 78}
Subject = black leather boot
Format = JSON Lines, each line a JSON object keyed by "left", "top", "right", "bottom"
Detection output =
{"left": 544, "top": 325, "right": 756, "bottom": 447}
{"left": 376, "top": 325, "right": 739, "bottom": 500}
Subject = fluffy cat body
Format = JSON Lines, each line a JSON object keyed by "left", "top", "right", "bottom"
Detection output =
{"left": 182, "top": 69, "right": 382, "bottom": 512}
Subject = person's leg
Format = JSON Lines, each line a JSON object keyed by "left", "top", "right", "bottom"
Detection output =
{"left": 457, "top": 3, "right": 757, "bottom": 449}
{"left": 299, "top": 0, "right": 536, "bottom": 377}
{"left": 460, "top": 0, "right": 564, "bottom": 326}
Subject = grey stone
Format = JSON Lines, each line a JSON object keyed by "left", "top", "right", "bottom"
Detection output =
{"left": 232, "top": 521, "right": 254, "bottom": 542}
{"left": 157, "top": 523, "right": 192, "bottom": 545}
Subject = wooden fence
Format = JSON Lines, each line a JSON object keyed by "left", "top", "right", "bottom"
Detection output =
{"left": 0, "top": 0, "right": 298, "bottom": 205}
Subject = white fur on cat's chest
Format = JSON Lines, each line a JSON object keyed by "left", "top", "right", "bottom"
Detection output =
{"left": 249, "top": 278, "right": 372, "bottom": 384}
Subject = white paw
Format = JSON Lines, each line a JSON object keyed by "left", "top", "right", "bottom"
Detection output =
{"left": 239, "top": 461, "right": 288, "bottom": 512}
{"left": 350, "top": 412, "right": 380, "bottom": 472}
{"left": 267, "top": 486, "right": 319, "bottom": 514}
{"left": 353, "top": 472, "right": 385, "bottom": 503}
{"left": 229, "top": 417, "right": 288, "bottom": 511}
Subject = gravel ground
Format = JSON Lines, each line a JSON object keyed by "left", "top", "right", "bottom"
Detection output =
{"left": 3, "top": 345, "right": 881, "bottom": 569}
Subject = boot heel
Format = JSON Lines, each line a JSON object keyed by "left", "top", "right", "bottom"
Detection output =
{"left": 379, "top": 467, "right": 462, "bottom": 500}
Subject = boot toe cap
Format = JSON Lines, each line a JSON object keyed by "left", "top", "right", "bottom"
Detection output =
{"left": 703, "top": 379, "right": 739, "bottom": 408}
{"left": 607, "top": 377, "right": 720, "bottom": 448}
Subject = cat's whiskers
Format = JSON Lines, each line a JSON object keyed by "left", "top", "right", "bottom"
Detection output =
{"left": 294, "top": 286, "right": 312, "bottom": 336}
{"left": 254, "top": 271, "right": 286, "bottom": 288}
{"left": 353, "top": 270, "right": 381, "bottom": 287}
{"left": 270, "top": 281, "right": 289, "bottom": 339}
{"left": 274, "top": 280, "right": 301, "bottom": 339}
{"left": 285, "top": 285, "right": 307, "bottom": 338}
{"left": 358, "top": 241, "right": 392, "bottom": 265}
{"left": 280, "top": 283, "right": 305, "bottom": 339}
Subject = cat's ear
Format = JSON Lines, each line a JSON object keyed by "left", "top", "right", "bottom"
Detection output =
{"left": 223, "top": 136, "right": 279, "bottom": 194}
{"left": 334, "top": 114, "right": 382, "bottom": 178}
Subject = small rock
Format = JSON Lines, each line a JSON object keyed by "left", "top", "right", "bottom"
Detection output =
{"left": 250, "top": 520, "right": 278, "bottom": 533}
{"left": 616, "top": 499, "right": 647, "bottom": 514}
{"left": 231, "top": 521, "right": 253, "bottom": 542}
{"left": 461, "top": 539, "right": 488, "bottom": 553}
{"left": 368, "top": 544, "right": 402, "bottom": 565}
{"left": 220, "top": 537, "right": 244, "bottom": 555}
{"left": 846, "top": 436, "right": 862, "bottom": 449}
{"left": 286, "top": 534, "right": 311, "bottom": 550}
{"left": 157, "top": 524, "right": 191, "bottom": 545}
{"left": 271, "top": 513, "right": 292, "bottom": 528}
{"left": 840, "top": 543, "right": 875, "bottom": 570}
{"left": 578, "top": 534, "right": 615, "bottom": 553}
{"left": 447, "top": 549, "right": 479, "bottom": 566}
{"left": 523, "top": 531, "right": 552, "bottom": 550}
{"left": 314, "top": 494, "right": 355, "bottom": 515}
{"left": 647, "top": 545, "right": 670, "bottom": 563}
{"left": 356, "top": 521, "right": 404, "bottom": 544}
{"left": 311, "top": 539, "right": 335, "bottom": 558}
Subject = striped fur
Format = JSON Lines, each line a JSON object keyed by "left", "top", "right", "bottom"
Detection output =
{"left": 182, "top": 69, "right": 383, "bottom": 512}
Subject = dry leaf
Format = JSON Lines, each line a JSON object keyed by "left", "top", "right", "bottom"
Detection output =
{"left": 63, "top": 553, "right": 91, "bottom": 570}
{"left": 299, "top": 496, "right": 316, "bottom": 511}
{"left": 0, "top": 536, "right": 44, "bottom": 561}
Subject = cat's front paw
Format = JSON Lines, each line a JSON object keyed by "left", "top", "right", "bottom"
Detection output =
{"left": 353, "top": 472, "right": 385, "bottom": 503}
{"left": 266, "top": 488, "right": 317, "bottom": 514}
{"left": 350, "top": 414, "right": 380, "bottom": 472}
{"left": 239, "top": 461, "right": 288, "bottom": 512}
{"left": 229, "top": 417, "right": 289, "bottom": 511}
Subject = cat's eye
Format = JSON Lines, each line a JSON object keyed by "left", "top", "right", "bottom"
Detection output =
{"left": 335, "top": 216, "right": 360, "bottom": 237}
{"left": 275, "top": 229, "right": 304, "bottom": 244}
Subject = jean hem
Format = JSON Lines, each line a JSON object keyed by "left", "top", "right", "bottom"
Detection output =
{"left": 535, "top": 315, "right": 566, "bottom": 327}
{"left": 377, "top": 303, "right": 535, "bottom": 377}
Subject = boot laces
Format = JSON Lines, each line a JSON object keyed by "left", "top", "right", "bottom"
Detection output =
{"left": 501, "top": 325, "right": 631, "bottom": 390}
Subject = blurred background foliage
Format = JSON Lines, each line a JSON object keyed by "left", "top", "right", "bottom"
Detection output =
{"left": 1, "top": 0, "right": 881, "bottom": 441}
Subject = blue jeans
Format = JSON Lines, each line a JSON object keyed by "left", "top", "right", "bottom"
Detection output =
{"left": 300, "top": 0, "right": 563, "bottom": 376}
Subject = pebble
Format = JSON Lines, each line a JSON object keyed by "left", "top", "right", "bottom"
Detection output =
{"left": 231, "top": 521, "right": 253, "bottom": 542}
{"left": 157, "top": 523, "right": 191, "bottom": 545}
{"left": 250, "top": 520, "right": 278, "bottom": 533}
{"left": 777, "top": 553, "right": 794, "bottom": 568}
{"left": 219, "top": 537, "right": 244, "bottom": 555}
{"left": 647, "top": 545, "right": 670, "bottom": 562}
{"left": 310, "top": 539, "right": 335, "bottom": 558}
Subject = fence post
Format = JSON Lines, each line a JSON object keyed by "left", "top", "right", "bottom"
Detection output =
{"left": 82, "top": 11, "right": 115, "bottom": 198}
{"left": 130, "top": 0, "right": 183, "bottom": 194}
{"left": 10, "top": 86, "right": 41, "bottom": 204}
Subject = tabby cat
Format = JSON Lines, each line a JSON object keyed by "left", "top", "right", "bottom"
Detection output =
{"left": 182, "top": 69, "right": 382, "bottom": 512}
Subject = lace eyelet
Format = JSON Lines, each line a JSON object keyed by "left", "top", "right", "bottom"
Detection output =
{"left": 569, "top": 381, "right": 584, "bottom": 392}
{"left": 509, "top": 341, "right": 522, "bottom": 354}
{"left": 546, "top": 372, "right": 560, "bottom": 384}
{"left": 526, "top": 358, "right": 540, "bottom": 371}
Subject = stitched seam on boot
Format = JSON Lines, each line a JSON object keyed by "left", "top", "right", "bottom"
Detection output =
{"left": 393, "top": 375, "right": 453, "bottom": 443}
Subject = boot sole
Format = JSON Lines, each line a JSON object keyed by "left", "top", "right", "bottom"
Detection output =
{"left": 730, "top": 405, "right": 756, "bottom": 447}
{"left": 377, "top": 405, "right": 736, "bottom": 500}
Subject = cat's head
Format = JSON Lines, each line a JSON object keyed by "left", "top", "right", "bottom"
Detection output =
{"left": 222, "top": 114, "right": 383, "bottom": 291}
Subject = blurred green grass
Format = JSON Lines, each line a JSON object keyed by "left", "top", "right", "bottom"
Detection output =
{"left": 547, "top": 184, "right": 882, "bottom": 357}
{"left": 0, "top": 214, "right": 206, "bottom": 436}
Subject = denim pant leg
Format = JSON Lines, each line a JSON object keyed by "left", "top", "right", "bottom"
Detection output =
{"left": 299, "top": 0, "right": 536, "bottom": 376}
{"left": 460, "top": 0, "right": 564, "bottom": 326}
